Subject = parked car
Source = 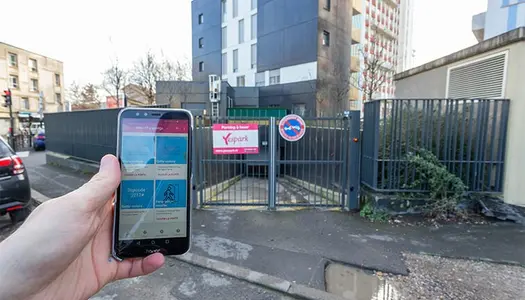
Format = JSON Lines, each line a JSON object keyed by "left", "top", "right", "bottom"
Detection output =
{"left": 30, "top": 123, "right": 44, "bottom": 135}
{"left": 33, "top": 130, "right": 45, "bottom": 151}
{"left": 0, "top": 137, "right": 31, "bottom": 223}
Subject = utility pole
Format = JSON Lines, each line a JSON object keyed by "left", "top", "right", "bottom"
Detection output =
{"left": 2, "top": 89, "right": 14, "bottom": 150}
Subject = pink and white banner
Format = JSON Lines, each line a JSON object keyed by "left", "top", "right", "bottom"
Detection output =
{"left": 212, "top": 124, "right": 259, "bottom": 155}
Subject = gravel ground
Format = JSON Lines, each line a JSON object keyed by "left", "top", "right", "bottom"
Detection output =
{"left": 387, "top": 253, "right": 525, "bottom": 300}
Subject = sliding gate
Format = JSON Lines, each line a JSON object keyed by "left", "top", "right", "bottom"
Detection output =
{"left": 192, "top": 112, "right": 361, "bottom": 210}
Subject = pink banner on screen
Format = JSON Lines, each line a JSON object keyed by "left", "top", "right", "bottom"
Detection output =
{"left": 123, "top": 119, "right": 188, "bottom": 133}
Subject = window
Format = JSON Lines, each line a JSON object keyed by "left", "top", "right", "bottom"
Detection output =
{"left": 8, "top": 53, "right": 17, "bottom": 67}
{"left": 222, "top": 53, "right": 227, "bottom": 75}
{"left": 233, "top": 49, "right": 239, "bottom": 72}
{"left": 269, "top": 69, "right": 280, "bottom": 85}
{"left": 251, "top": 44, "right": 257, "bottom": 69}
{"left": 237, "top": 76, "right": 245, "bottom": 87}
{"left": 251, "top": 0, "right": 257, "bottom": 10}
{"left": 55, "top": 74, "right": 61, "bottom": 86}
{"left": 199, "top": 37, "right": 204, "bottom": 48}
{"left": 198, "top": 13, "right": 204, "bottom": 24}
{"left": 31, "top": 79, "right": 39, "bottom": 91}
{"left": 233, "top": 0, "right": 238, "bottom": 18}
{"left": 9, "top": 75, "right": 18, "bottom": 89}
{"left": 199, "top": 61, "right": 204, "bottom": 72}
{"left": 324, "top": 0, "right": 331, "bottom": 11}
{"left": 238, "top": 19, "right": 244, "bottom": 43}
{"left": 255, "top": 72, "right": 265, "bottom": 87}
{"left": 22, "top": 97, "right": 29, "bottom": 110}
{"left": 251, "top": 14, "right": 257, "bottom": 39}
{"left": 56, "top": 93, "right": 62, "bottom": 104}
{"left": 293, "top": 104, "right": 306, "bottom": 116}
{"left": 222, "top": 27, "right": 227, "bottom": 49}
{"left": 29, "top": 58, "right": 38, "bottom": 72}
{"left": 221, "top": 0, "right": 227, "bottom": 22}
{"left": 322, "top": 31, "right": 330, "bottom": 46}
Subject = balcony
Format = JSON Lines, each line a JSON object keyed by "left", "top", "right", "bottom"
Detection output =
{"left": 472, "top": 12, "right": 486, "bottom": 42}
{"left": 349, "top": 86, "right": 360, "bottom": 101}
{"left": 352, "top": 0, "right": 362, "bottom": 15}
{"left": 371, "top": 19, "right": 396, "bottom": 40}
{"left": 351, "top": 56, "right": 360, "bottom": 73}
{"left": 384, "top": 0, "right": 399, "bottom": 8}
{"left": 352, "top": 28, "right": 361, "bottom": 44}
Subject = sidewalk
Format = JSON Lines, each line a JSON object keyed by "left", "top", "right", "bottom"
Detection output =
{"left": 26, "top": 155, "right": 525, "bottom": 297}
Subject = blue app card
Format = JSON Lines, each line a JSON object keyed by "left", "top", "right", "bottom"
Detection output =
{"left": 121, "top": 180, "right": 154, "bottom": 209}
{"left": 121, "top": 136, "right": 155, "bottom": 165}
{"left": 155, "top": 180, "right": 187, "bottom": 208}
{"left": 156, "top": 136, "right": 187, "bottom": 164}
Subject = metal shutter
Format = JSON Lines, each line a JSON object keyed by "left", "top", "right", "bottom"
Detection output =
{"left": 447, "top": 52, "right": 507, "bottom": 99}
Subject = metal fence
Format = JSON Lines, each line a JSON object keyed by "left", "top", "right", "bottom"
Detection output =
{"left": 361, "top": 99, "right": 510, "bottom": 193}
{"left": 45, "top": 105, "right": 170, "bottom": 163}
{"left": 194, "top": 114, "right": 361, "bottom": 209}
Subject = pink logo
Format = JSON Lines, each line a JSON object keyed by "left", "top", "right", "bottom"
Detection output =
{"left": 222, "top": 133, "right": 248, "bottom": 145}
{"left": 222, "top": 133, "right": 232, "bottom": 145}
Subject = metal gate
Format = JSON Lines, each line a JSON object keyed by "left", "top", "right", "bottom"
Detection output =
{"left": 192, "top": 111, "right": 361, "bottom": 210}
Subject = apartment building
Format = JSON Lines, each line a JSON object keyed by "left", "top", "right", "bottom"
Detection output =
{"left": 473, "top": 0, "right": 525, "bottom": 42}
{"left": 191, "top": 0, "right": 361, "bottom": 116}
{"left": 0, "top": 42, "right": 65, "bottom": 135}
{"left": 353, "top": 0, "right": 413, "bottom": 104}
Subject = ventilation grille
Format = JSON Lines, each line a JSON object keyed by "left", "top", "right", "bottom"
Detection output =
{"left": 447, "top": 53, "right": 506, "bottom": 99}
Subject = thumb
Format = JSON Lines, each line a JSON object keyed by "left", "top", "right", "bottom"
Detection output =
{"left": 72, "top": 154, "right": 121, "bottom": 211}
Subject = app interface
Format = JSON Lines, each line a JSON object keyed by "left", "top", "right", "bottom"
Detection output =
{"left": 119, "top": 118, "right": 188, "bottom": 240}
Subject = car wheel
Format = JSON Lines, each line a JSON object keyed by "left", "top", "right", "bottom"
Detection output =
{"left": 9, "top": 207, "right": 30, "bottom": 224}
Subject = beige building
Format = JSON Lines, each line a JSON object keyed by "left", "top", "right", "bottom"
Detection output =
{"left": 394, "top": 27, "right": 525, "bottom": 207}
{"left": 0, "top": 42, "right": 65, "bottom": 135}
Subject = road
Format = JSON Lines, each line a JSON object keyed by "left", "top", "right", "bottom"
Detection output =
{"left": 6, "top": 151, "right": 296, "bottom": 300}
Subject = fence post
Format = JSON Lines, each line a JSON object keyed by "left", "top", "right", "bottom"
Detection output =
{"left": 268, "top": 117, "right": 277, "bottom": 210}
{"left": 347, "top": 110, "right": 361, "bottom": 210}
{"left": 191, "top": 117, "right": 198, "bottom": 209}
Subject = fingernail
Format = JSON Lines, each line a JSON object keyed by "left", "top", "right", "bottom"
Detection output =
{"left": 100, "top": 155, "right": 112, "bottom": 172}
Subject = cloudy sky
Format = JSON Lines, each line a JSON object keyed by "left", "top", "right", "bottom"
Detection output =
{"left": 2, "top": 0, "right": 486, "bottom": 88}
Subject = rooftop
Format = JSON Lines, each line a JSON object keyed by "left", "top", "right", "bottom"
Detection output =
{"left": 394, "top": 27, "right": 525, "bottom": 81}
{"left": 0, "top": 41, "right": 63, "bottom": 63}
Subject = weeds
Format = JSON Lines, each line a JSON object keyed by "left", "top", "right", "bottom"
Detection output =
{"left": 360, "top": 202, "right": 390, "bottom": 222}
{"left": 406, "top": 148, "right": 468, "bottom": 219}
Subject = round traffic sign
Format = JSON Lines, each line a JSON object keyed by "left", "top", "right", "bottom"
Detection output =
{"left": 279, "top": 114, "right": 306, "bottom": 142}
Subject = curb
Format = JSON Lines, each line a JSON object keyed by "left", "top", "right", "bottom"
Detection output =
{"left": 31, "top": 188, "right": 51, "bottom": 206}
{"left": 174, "top": 253, "right": 345, "bottom": 300}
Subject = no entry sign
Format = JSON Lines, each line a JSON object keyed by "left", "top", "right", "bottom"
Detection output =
{"left": 279, "top": 114, "right": 306, "bottom": 142}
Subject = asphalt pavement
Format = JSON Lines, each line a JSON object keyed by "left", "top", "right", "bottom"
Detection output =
{"left": 19, "top": 151, "right": 525, "bottom": 299}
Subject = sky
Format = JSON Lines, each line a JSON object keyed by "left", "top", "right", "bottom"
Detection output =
{"left": 1, "top": 0, "right": 487, "bottom": 89}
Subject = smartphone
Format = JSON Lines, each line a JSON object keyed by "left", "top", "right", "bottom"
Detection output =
{"left": 112, "top": 108, "right": 193, "bottom": 259}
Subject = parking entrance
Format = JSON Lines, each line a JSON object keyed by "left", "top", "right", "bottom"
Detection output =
{"left": 192, "top": 112, "right": 361, "bottom": 210}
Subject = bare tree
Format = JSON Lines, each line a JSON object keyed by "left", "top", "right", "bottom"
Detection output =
{"left": 130, "top": 51, "right": 192, "bottom": 104}
{"left": 351, "top": 38, "right": 390, "bottom": 101}
{"left": 315, "top": 41, "right": 353, "bottom": 116}
{"left": 130, "top": 50, "right": 159, "bottom": 104}
{"left": 102, "top": 58, "right": 127, "bottom": 104}
{"left": 69, "top": 83, "right": 101, "bottom": 110}
{"left": 67, "top": 82, "right": 83, "bottom": 104}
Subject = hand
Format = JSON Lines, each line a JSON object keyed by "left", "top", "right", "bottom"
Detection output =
{"left": 0, "top": 155, "right": 165, "bottom": 300}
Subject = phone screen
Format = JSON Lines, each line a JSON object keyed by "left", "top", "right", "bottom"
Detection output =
{"left": 114, "top": 109, "right": 191, "bottom": 258}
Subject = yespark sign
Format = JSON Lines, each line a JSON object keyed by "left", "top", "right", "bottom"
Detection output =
{"left": 212, "top": 124, "right": 259, "bottom": 155}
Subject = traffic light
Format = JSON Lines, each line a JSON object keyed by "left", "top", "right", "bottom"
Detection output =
{"left": 3, "top": 89, "right": 11, "bottom": 107}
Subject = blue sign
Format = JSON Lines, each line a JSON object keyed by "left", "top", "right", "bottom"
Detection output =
{"left": 279, "top": 114, "right": 306, "bottom": 142}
